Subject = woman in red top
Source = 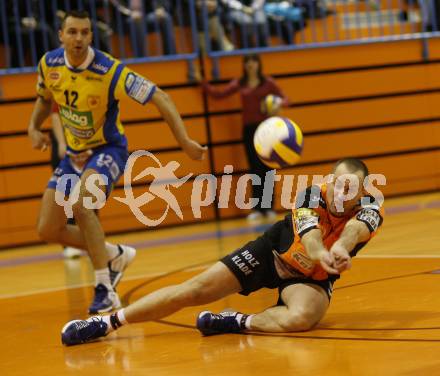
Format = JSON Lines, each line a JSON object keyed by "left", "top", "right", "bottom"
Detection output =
{"left": 203, "top": 54, "right": 289, "bottom": 221}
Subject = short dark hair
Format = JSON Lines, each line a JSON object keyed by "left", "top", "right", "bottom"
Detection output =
{"left": 61, "top": 10, "right": 91, "bottom": 29}
{"left": 333, "top": 158, "right": 369, "bottom": 178}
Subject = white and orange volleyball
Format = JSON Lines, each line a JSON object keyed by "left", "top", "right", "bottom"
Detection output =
{"left": 253, "top": 116, "right": 304, "bottom": 169}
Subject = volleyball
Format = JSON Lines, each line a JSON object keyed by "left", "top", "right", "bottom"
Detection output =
{"left": 261, "top": 94, "right": 282, "bottom": 115}
{"left": 253, "top": 116, "right": 304, "bottom": 168}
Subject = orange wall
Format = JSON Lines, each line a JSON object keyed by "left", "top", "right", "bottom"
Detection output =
{"left": 1, "top": 40, "right": 439, "bottom": 248}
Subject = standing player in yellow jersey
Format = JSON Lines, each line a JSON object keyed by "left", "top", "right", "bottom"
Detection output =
{"left": 61, "top": 158, "right": 384, "bottom": 345}
{"left": 27, "top": 10, "right": 206, "bottom": 314}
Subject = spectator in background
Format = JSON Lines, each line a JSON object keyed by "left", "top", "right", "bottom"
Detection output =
{"left": 294, "top": 0, "right": 332, "bottom": 19}
{"left": 111, "top": 0, "right": 176, "bottom": 56}
{"left": 422, "top": 0, "right": 440, "bottom": 32}
{"left": 221, "top": 0, "right": 269, "bottom": 48}
{"left": 202, "top": 54, "right": 289, "bottom": 222}
{"left": 264, "top": 1, "right": 306, "bottom": 45}
{"left": 144, "top": 0, "right": 177, "bottom": 55}
{"left": 2, "top": 0, "right": 58, "bottom": 68}
{"left": 194, "top": 0, "right": 234, "bottom": 52}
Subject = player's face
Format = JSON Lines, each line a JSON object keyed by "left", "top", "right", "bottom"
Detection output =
{"left": 326, "top": 164, "right": 365, "bottom": 216}
{"left": 244, "top": 58, "right": 259, "bottom": 76}
{"left": 59, "top": 17, "right": 92, "bottom": 59}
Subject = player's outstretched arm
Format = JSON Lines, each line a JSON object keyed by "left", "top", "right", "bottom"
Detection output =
{"left": 302, "top": 229, "right": 339, "bottom": 275}
{"left": 330, "top": 219, "right": 370, "bottom": 273}
{"left": 28, "top": 96, "right": 52, "bottom": 151}
{"left": 151, "top": 87, "right": 207, "bottom": 160}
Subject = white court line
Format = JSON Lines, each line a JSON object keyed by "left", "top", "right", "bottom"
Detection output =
{"left": 0, "top": 270, "right": 167, "bottom": 300}
{"left": 1, "top": 256, "right": 439, "bottom": 300}
{"left": 0, "top": 265, "right": 210, "bottom": 300}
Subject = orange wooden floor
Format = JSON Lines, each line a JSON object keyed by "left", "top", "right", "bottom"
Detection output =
{"left": 1, "top": 192, "right": 440, "bottom": 376}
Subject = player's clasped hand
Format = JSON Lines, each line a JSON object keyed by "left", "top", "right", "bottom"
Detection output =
{"left": 318, "top": 251, "right": 340, "bottom": 275}
{"left": 29, "top": 129, "right": 51, "bottom": 151}
{"left": 182, "top": 139, "right": 208, "bottom": 161}
{"left": 330, "top": 244, "right": 352, "bottom": 273}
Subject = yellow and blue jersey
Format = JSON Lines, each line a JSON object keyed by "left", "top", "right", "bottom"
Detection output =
{"left": 37, "top": 47, "right": 156, "bottom": 152}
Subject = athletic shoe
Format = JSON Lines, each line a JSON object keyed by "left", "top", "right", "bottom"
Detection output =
{"left": 88, "top": 284, "right": 121, "bottom": 314}
{"left": 108, "top": 245, "right": 137, "bottom": 289}
{"left": 196, "top": 311, "right": 246, "bottom": 336}
{"left": 61, "top": 316, "right": 108, "bottom": 346}
{"left": 63, "top": 246, "right": 84, "bottom": 259}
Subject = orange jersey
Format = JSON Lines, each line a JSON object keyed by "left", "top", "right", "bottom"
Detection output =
{"left": 279, "top": 184, "right": 384, "bottom": 280}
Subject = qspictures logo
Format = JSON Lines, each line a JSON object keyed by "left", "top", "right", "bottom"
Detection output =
{"left": 55, "top": 151, "right": 386, "bottom": 226}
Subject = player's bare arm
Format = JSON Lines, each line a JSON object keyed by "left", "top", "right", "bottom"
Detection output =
{"left": 28, "top": 96, "right": 53, "bottom": 151}
{"left": 330, "top": 218, "right": 371, "bottom": 272}
{"left": 301, "top": 228, "right": 339, "bottom": 275}
{"left": 51, "top": 111, "right": 67, "bottom": 159}
{"left": 151, "top": 87, "right": 207, "bottom": 160}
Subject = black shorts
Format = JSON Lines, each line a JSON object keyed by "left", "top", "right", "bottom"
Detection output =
{"left": 221, "top": 218, "right": 335, "bottom": 301}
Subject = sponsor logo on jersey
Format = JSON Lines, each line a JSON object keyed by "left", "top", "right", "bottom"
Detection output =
{"left": 91, "top": 62, "right": 109, "bottom": 73}
{"left": 125, "top": 73, "right": 154, "bottom": 104}
{"left": 295, "top": 208, "right": 318, "bottom": 218}
{"left": 291, "top": 251, "right": 314, "bottom": 272}
{"left": 357, "top": 208, "right": 381, "bottom": 232}
{"left": 273, "top": 251, "right": 305, "bottom": 278}
{"left": 87, "top": 95, "right": 101, "bottom": 109}
{"left": 59, "top": 106, "right": 93, "bottom": 128}
{"left": 294, "top": 208, "right": 319, "bottom": 235}
{"left": 66, "top": 125, "right": 95, "bottom": 139}
{"left": 85, "top": 76, "right": 103, "bottom": 82}
{"left": 48, "top": 56, "right": 64, "bottom": 65}
{"left": 49, "top": 71, "right": 60, "bottom": 80}
{"left": 125, "top": 72, "right": 135, "bottom": 89}
{"left": 86, "top": 139, "right": 102, "bottom": 146}
{"left": 295, "top": 216, "right": 319, "bottom": 234}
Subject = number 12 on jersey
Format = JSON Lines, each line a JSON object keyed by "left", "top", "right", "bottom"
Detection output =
{"left": 64, "top": 90, "right": 79, "bottom": 108}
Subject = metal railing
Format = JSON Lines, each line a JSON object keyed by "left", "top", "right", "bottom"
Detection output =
{"left": 206, "top": 0, "right": 440, "bottom": 51}
{"left": 0, "top": 0, "right": 439, "bottom": 75}
{"left": 199, "top": 0, "right": 440, "bottom": 76}
{"left": 0, "top": 0, "right": 199, "bottom": 74}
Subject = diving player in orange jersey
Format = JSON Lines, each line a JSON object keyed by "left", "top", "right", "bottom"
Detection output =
{"left": 61, "top": 158, "right": 384, "bottom": 345}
